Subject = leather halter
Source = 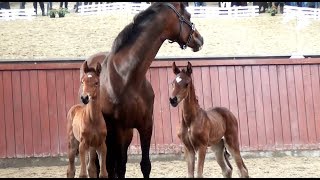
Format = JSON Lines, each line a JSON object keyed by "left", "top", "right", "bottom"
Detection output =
{"left": 164, "top": 3, "right": 196, "bottom": 50}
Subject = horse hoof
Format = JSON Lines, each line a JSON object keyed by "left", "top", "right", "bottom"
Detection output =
{"left": 79, "top": 175, "right": 88, "bottom": 178}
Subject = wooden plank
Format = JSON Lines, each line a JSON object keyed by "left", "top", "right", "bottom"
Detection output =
{"left": 72, "top": 70, "right": 81, "bottom": 105}
{"left": 252, "top": 66, "right": 267, "bottom": 150}
{"left": 218, "top": 66, "right": 229, "bottom": 109}
{"left": 159, "top": 68, "right": 173, "bottom": 147}
{"left": 3, "top": 71, "right": 15, "bottom": 157}
{"left": 3, "top": 58, "right": 320, "bottom": 71}
{"left": 201, "top": 67, "right": 213, "bottom": 110}
{"left": 29, "top": 70, "right": 42, "bottom": 156}
{"left": 55, "top": 70, "right": 67, "bottom": 155}
{"left": 167, "top": 67, "right": 181, "bottom": 146}
{"left": 243, "top": 66, "right": 258, "bottom": 150}
{"left": 268, "top": 65, "right": 283, "bottom": 149}
{"left": 0, "top": 72, "right": 6, "bottom": 158}
{"left": 192, "top": 67, "right": 204, "bottom": 108}
{"left": 64, "top": 70, "right": 79, "bottom": 154}
{"left": 47, "top": 70, "right": 59, "bottom": 156}
{"left": 293, "top": 65, "right": 308, "bottom": 146}
{"left": 235, "top": 66, "right": 250, "bottom": 150}
{"left": 226, "top": 66, "right": 241, "bottom": 146}
{"left": 260, "top": 66, "right": 275, "bottom": 150}
{"left": 285, "top": 66, "right": 299, "bottom": 147}
{"left": 11, "top": 71, "right": 25, "bottom": 157}
{"left": 310, "top": 65, "right": 320, "bottom": 142}
{"left": 209, "top": 66, "right": 221, "bottom": 107}
{"left": 302, "top": 65, "right": 317, "bottom": 144}
{"left": 150, "top": 68, "right": 163, "bottom": 153}
{"left": 20, "top": 71, "right": 33, "bottom": 157}
{"left": 38, "top": 70, "right": 51, "bottom": 156}
{"left": 150, "top": 58, "right": 320, "bottom": 68}
{"left": 277, "top": 65, "right": 292, "bottom": 149}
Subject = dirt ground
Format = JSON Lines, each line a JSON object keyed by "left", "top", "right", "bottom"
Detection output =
{"left": 1, "top": 2, "right": 320, "bottom": 60}
{"left": 0, "top": 156, "right": 320, "bottom": 178}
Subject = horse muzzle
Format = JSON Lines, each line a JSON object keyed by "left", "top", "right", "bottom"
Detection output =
{"left": 169, "top": 96, "right": 178, "bottom": 107}
{"left": 81, "top": 95, "right": 89, "bottom": 105}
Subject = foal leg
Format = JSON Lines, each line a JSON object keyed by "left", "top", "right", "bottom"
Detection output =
{"left": 79, "top": 141, "right": 89, "bottom": 178}
{"left": 87, "top": 147, "right": 97, "bottom": 178}
{"left": 196, "top": 145, "right": 207, "bottom": 178}
{"left": 210, "top": 139, "right": 232, "bottom": 178}
{"left": 225, "top": 136, "right": 249, "bottom": 178}
{"left": 138, "top": 126, "right": 152, "bottom": 178}
{"left": 96, "top": 141, "right": 108, "bottom": 178}
{"left": 67, "top": 137, "right": 79, "bottom": 178}
{"left": 184, "top": 146, "right": 196, "bottom": 178}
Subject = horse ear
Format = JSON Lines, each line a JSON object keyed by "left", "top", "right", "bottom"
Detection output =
{"left": 96, "top": 62, "right": 102, "bottom": 76}
{"left": 172, "top": 61, "right": 180, "bottom": 75}
{"left": 82, "top": 61, "right": 89, "bottom": 73}
{"left": 186, "top": 61, "right": 192, "bottom": 76}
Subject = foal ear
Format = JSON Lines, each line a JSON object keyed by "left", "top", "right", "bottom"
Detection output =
{"left": 186, "top": 61, "right": 192, "bottom": 76}
{"left": 96, "top": 62, "right": 102, "bottom": 76}
{"left": 82, "top": 61, "right": 89, "bottom": 73}
{"left": 172, "top": 62, "right": 180, "bottom": 75}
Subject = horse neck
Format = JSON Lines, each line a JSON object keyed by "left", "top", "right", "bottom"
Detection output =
{"left": 110, "top": 18, "right": 167, "bottom": 88}
{"left": 182, "top": 81, "right": 200, "bottom": 124}
{"left": 85, "top": 94, "right": 101, "bottom": 123}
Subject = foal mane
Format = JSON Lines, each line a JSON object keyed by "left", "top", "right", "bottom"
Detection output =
{"left": 181, "top": 69, "right": 199, "bottom": 106}
{"left": 111, "top": 2, "right": 184, "bottom": 53}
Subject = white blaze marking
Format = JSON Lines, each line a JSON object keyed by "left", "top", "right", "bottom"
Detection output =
{"left": 176, "top": 76, "right": 182, "bottom": 83}
{"left": 87, "top": 74, "right": 92, "bottom": 78}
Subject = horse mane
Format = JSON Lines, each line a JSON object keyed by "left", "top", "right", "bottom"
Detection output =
{"left": 111, "top": 2, "right": 173, "bottom": 53}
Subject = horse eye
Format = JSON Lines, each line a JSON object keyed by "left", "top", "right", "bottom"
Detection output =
{"left": 95, "top": 82, "right": 99, "bottom": 86}
{"left": 185, "top": 83, "right": 188, "bottom": 88}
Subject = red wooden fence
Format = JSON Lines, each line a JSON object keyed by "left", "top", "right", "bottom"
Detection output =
{"left": 0, "top": 57, "right": 320, "bottom": 158}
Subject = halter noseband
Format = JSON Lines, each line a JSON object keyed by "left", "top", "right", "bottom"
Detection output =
{"left": 164, "top": 3, "right": 195, "bottom": 50}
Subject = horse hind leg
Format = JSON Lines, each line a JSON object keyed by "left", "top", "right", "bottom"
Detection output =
{"left": 224, "top": 136, "right": 249, "bottom": 178}
{"left": 210, "top": 139, "right": 232, "bottom": 178}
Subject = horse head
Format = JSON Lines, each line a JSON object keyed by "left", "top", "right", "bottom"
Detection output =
{"left": 161, "top": 2, "right": 204, "bottom": 52}
{"left": 80, "top": 61, "right": 102, "bottom": 105}
{"left": 169, "top": 61, "right": 193, "bottom": 107}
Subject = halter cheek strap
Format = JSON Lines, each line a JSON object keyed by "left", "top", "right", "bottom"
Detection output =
{"left": 164, "top": 3, "right": 195, "bottom": 50}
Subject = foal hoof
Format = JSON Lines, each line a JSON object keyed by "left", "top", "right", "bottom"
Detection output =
{"left": 79, "top": 174, "right": 88, "bottom": 178}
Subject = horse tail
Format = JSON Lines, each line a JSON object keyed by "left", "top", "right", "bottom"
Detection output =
{"left": 223, "top": 139, "right": 233, "bottom": 170}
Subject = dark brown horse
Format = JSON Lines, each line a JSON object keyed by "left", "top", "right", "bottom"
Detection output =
{"left": 67, "top": 61, "right": 108, "bottom": 178}
{"left": 81, "top": 2, "right": 204, "bottom": 178}
{"left": 169, "top": 62, "right": 249, "bottom": 178}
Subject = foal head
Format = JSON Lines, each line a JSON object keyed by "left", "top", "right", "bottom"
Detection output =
{"left": 169, "top": 61, "right": 193, "bottom": 107}
{"left": 80, "top": 61, "right": 101, "bottom": 105}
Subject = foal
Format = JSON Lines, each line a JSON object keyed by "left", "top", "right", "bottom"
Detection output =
{"left": 67, "top": 61, "right": 108, "bottom": 178}
{"left": 169, "top": 62, "right": 249, "bottom": 178}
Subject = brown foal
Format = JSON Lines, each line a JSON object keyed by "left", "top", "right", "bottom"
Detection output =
{"left": 169, "top": 61, "right": 249, "bottom": 178}
{"left": 67, "top": 61, "right": 108, "bottom": 178}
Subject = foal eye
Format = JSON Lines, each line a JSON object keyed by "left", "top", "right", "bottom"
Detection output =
{"left": 95, "top": 82, "right": 99, "bottom": 86}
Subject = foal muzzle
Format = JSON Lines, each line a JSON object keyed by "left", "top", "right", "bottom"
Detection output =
{"left": 81, "top": 95, "right": 89, "bottom": 105}
{"left": 169, "top": 96, "right": 178, "bottom": 107}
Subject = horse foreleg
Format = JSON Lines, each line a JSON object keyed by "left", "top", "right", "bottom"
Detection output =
{"left": 104, "top": 128, "right": 116, "bottom": 178}
{"left": 197, "top": 145, "right": 207, "bottom": 178}
{"left": 116, "top": 129, "right": 133, "bottom": 178}
{"left": 96, "top": 142, "right": 108, "bottom": 178}
{"left": 138, "top": 127, "right": 152, "bottom": 178}
{"left": 184, "top": 146, "right": 195, "bottom": 178}
{"left": 79, "top": 141, "right": 89, "bottom": 178}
